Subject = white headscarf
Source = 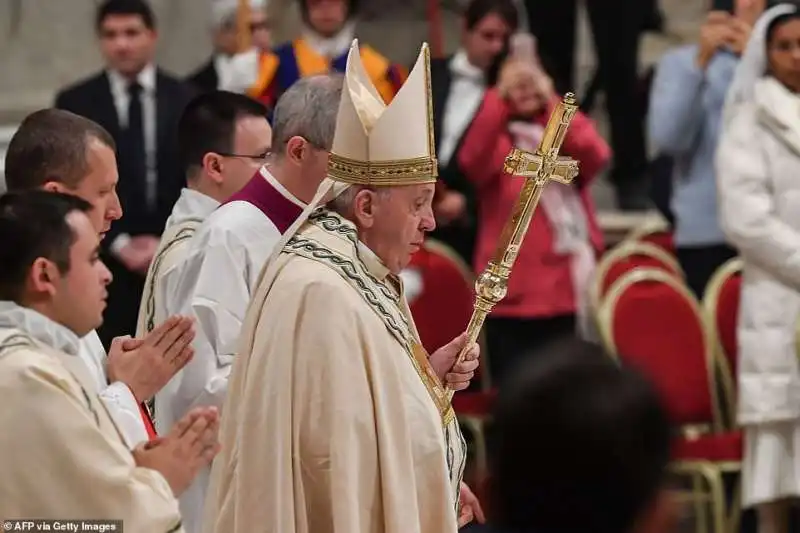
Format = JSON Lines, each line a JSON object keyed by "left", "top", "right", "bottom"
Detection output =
{"left": 723, "top": 3, "right": 798, "bottom": 125}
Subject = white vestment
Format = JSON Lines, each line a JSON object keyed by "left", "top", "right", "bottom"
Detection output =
{"left": 157, "top": 167, "right": 304, "bottom": 533}
{"left": 203, "top": 209, "right": 467, "bottom": 533}
{"left": 0, "top": 302, "right": 183, "bottom": 532}
{"left": 136, "top": 188, "right": 220, "bottom": 337}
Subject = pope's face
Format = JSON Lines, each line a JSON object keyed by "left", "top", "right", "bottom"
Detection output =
{"left": 361, "top": 184, "right": 436, "bottom": 274}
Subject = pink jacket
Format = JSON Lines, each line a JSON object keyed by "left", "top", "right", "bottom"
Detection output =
{"left": 458, "top": 88, "right": 610, "bottom": 319}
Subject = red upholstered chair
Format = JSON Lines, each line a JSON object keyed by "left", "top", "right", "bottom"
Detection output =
{"left": 702, "top": 258, "right": 742, "bottom": 427}
{"left": 625, "top": 218, "right": 675, "bottom": 253}
{"left": 638, "top": 230, "right": 675, "bottom": 253}
{"left": 406, "top": 240, "right": 476, "bottom": 358}
{"left": 590, "top": 240, "right": 684, "bottom": 315}
{"left": 404, "top": 239, "right": 493, "bottom": 474}
{"left": 597, "top": 268, "right": 741, "bottom": 533}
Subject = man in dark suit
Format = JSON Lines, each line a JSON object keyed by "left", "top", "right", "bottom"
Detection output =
{"left": 524, "top": 0, "right": 650, "bottom": 211}
{"left": 55, "top": 0, "right": 194, "bottom": 348}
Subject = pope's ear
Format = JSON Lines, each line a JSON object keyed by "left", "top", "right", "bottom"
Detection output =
{"left": 352, "top": 188, "right": 376, "bottom": 228}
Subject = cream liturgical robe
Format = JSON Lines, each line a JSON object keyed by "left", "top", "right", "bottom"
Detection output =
{"left": 136, "top": 188, "right": 220, "bottom": 337}
{"left": 0, "top": 303, "right": 183, "bottom": 532}
{"left": 203, "top": 210, "right": 467, "bottom": 533}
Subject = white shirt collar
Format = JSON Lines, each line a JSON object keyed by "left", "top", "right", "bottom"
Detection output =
{"left": 214, "top": 53, "right": 236, "bottom": 73}
{"left": 166, "top": 188, "right": 221, "bottom": 229}
{"left": 301, "top": 22, "right": 356, "bottom": 59}
{"left": 449, "top": 50, "right": 484, "bottom": 83}
{"left": 107, "top": 63, "right": 157, "bottom": 95}
{"left": 259, "top": 166, "right": 306, "bottom": 209}
{"left": 0, "top": 301, "right": 81, "bottom": 355}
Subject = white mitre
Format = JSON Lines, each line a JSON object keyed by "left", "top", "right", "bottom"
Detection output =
{"left": 327, "top": 39, "right": 438, "bottom": 186}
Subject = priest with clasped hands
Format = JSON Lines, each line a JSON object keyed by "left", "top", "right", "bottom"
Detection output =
{"left": 0, "top": 191, "right": 219, "bottom": 531}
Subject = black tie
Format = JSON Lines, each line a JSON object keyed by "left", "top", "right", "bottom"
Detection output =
{"left": 125, "top": 82, "right": 151, "bottom": 209}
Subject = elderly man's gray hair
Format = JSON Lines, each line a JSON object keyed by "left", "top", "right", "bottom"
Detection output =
{"left": 271, "top": 74, "right": 344, "bottom": 155}
{"left": 327, "top": 185, "right": 392, "bottom": 217}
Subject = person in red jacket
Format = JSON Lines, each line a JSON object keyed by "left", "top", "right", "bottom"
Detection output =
{"left": 458, "top": 46, "right": 611, "bottom": 384}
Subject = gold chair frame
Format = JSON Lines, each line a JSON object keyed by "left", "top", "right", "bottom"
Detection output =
{"left": 597, "top": 267, "right": 741, "bottom": 533}
{"left": 590, "top": 240, "right": 684, "bottom": 317}
{"left": 623, "top": 216, "right": 672, "bottom": 244}
{"left": 701, "top": 257, "right": 742, "bottom": 430}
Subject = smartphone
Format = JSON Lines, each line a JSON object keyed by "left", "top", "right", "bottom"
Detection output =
{"left": 711, "top": 0, "right": 734, "bottom": 12}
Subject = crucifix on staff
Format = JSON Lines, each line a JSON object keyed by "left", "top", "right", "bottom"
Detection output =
{"left": 447, "top": 92, "right": 581, "bottom": 399}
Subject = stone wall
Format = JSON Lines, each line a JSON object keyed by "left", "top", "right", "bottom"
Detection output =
{"left": 0, "top": 0, "right": 211, "bottom": 122}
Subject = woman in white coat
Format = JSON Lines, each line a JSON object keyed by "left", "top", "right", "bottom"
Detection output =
{"left": 717, "top": 4, "right": 800, "bottom": 533}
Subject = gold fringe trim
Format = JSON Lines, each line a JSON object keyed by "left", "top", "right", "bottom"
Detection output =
{"left": 328, "top": 152, "right": 438, "bottom": 186}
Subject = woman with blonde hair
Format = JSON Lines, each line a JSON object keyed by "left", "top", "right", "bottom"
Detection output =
{"left": 717, "top": 4, "right": 800, "bottom": 533}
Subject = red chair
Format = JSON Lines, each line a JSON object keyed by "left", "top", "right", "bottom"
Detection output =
{"left": 406, "top": 240, "right": 476, "bottom": 357}
{"left": 625, "top": 218, "right": 675, "bottom": 253}
{"left": 404, "top": 239, "right": 493, "bottom": 474}
{"left": 639, "top": 230, "right": 675, "bottom": 253}
{"left": 590, "top": 240, "right": 684, "bottom": 314}
{"left": 702, "top": 258, "right": 742, "bottom": 427}
{"left": 597, "top": 268, "right": 741, "bottom": 533}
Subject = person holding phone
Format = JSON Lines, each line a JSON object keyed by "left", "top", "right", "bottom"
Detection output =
{"left": 457, "top": 39, "right": 610, "bottom": 383}
{"left": 648, "top": 0, "right": 765, "bottom": 297}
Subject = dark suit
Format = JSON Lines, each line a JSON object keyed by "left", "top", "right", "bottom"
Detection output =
{"left": 187, "top": 58, "right": 219, "bottom": 93}
{"left": 55, "top": 69, "right": 194, "bottom": 348}
{"left": 429, "top": 56, "right": 481, "bottom": 264}
{"left": 524, "top": 0, "right": 649, "bottom": 209}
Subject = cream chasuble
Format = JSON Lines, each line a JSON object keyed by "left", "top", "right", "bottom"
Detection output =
{"left": 203, "top": 210, "right": 466, "bottom": 533}
{"left": 0, "top": 303, "right": 183, "bottom": 532}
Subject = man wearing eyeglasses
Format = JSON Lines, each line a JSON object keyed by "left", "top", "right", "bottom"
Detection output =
{"left": 155, "top": 75, "right": 341, "bottom": 533}
{"left": 136, "top": 90, "right": 270, "bottom": 340}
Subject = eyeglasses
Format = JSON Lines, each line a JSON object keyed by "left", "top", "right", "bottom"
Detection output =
{"left": 216, "top": 150, "right": 271, "bottom": 161}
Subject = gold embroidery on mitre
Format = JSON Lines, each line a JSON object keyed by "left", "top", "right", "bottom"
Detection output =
{"left": 327, "top": 40, "right": 438, "bottom": 187}
{"left": 328, "top": 154, "right": 438, "bottom": 185}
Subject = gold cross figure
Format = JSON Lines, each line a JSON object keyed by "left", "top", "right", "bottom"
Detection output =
{"left": 446, "top": 92, "right": 581, "bottom": 400}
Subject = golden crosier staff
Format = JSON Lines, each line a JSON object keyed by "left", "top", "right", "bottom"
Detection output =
{"left": 445, "top": 92, "right": 581, "bottom": 401}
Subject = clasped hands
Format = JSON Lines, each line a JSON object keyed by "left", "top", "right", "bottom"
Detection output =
{"left": 106, "top": 315, "right": 196, "bottom": 403}
{"left": 107, "top": 315, "right": 221, "bottom": 494}
{"left": 133, "top": 406, "right": 221, "bottom": 495}
{"left": 429, "top": 332, "right": 481, "bottom": 391}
